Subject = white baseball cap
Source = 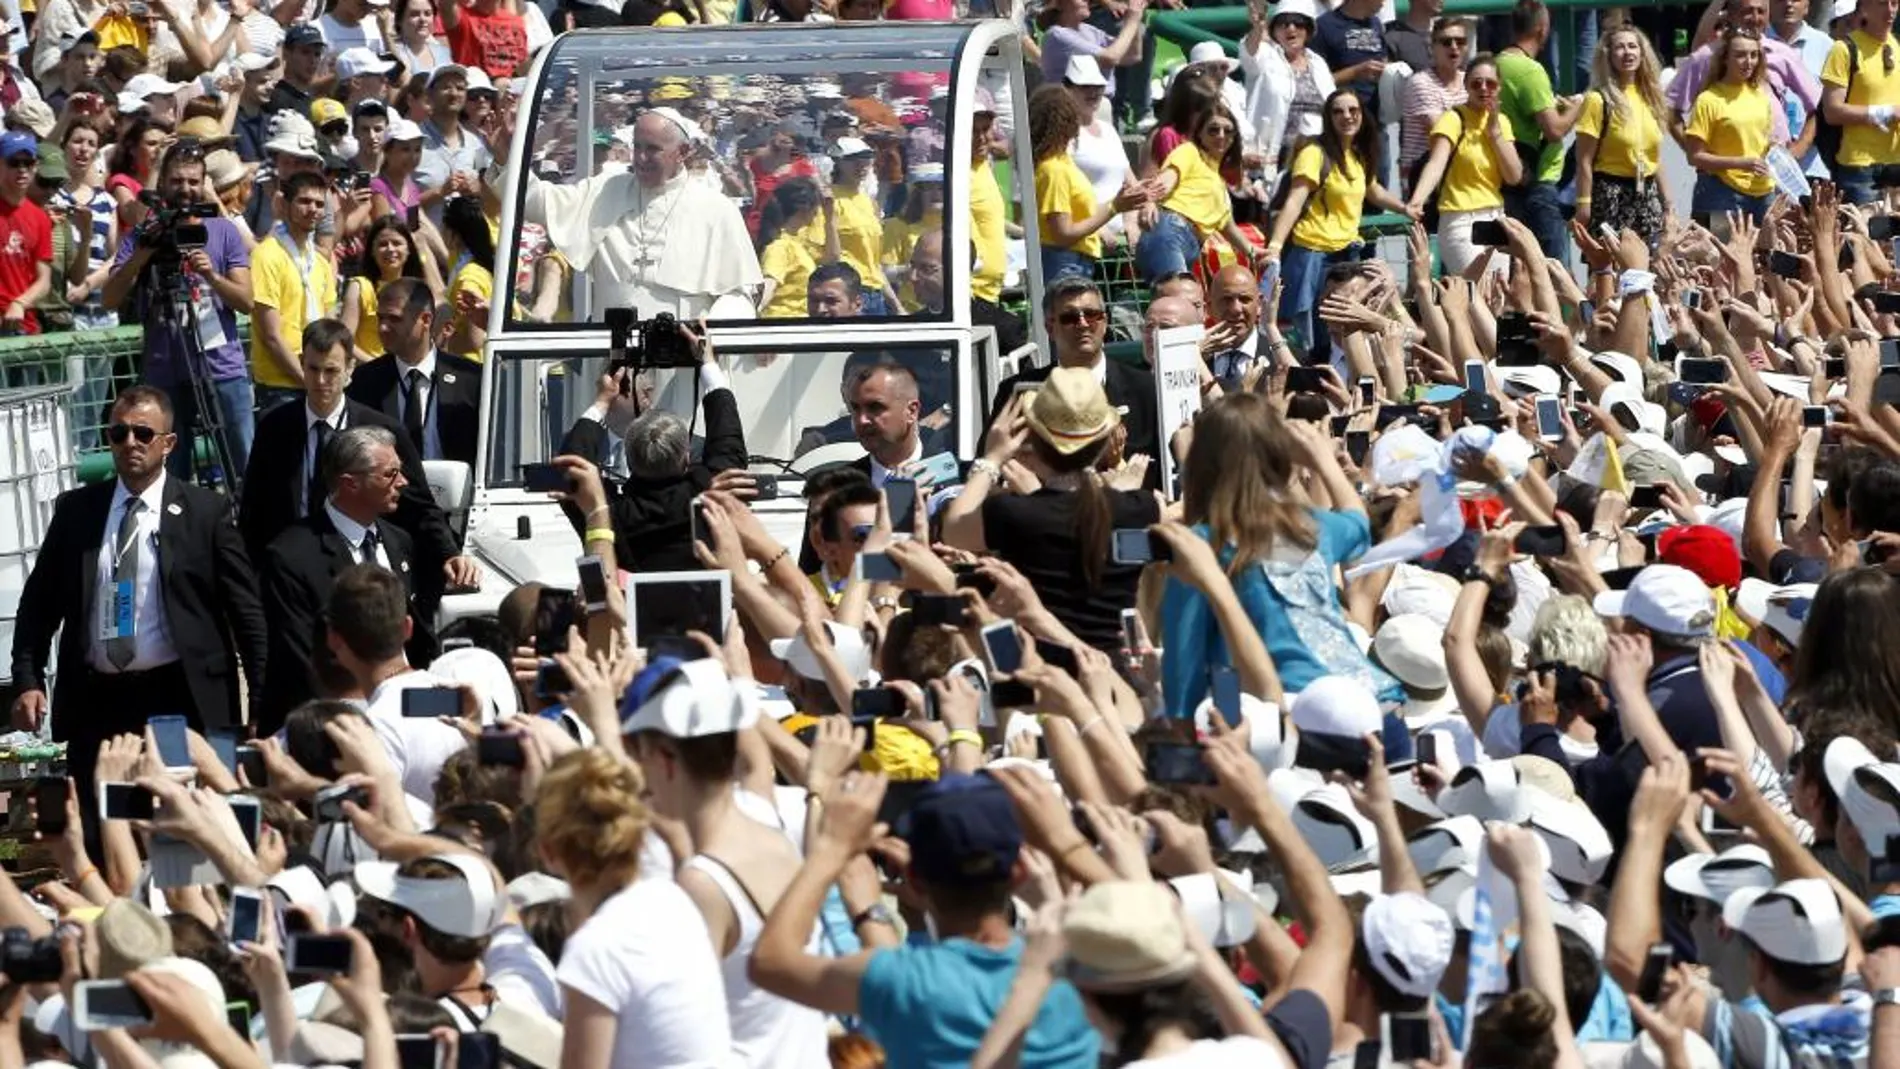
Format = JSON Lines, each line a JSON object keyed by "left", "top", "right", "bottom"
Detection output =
{"left": 1497, "top": 365, "right": 1562, "bottom": 398}
{"left": 1525, "top": 791, "right": 1613, "bottom": 885}
{"left": 1373, "top": 614, "right": 1449, "bottom": 691}
{"left": 124, "top": 73, "right": 185, "bottom": 99}
{"left": 1720, "top": 878, "right": 1848, "bottom": 966}
{"left": 353, "top": 854, "right": 505, "bottom": 940}
{"left": 1186, "top": 40, "right": 1240, "bottom": 71}
{"left": 382, "top": 118, "right": 425, "bottom": 145}
{"left": 1592, "top": 564, "right": 1717, "bottom": 639}
{"left": 1288, "top": 675, "right": 1383, "bottom": 737}
{"left": 1289, "top": 782, "right": 1379, "bottom": 871}
{"left": 1735, "top": 579, "right": 1817, "bottom": 646}
{"left": 1662, "top": 844, "right": 1775, "bottom": 905}
{"left": 1823, "top": 736, "right": 1900, "bottom": 847}
{"left": 334, "top": 47, "right": 396, "bottom": 82}
{"left": 618, "top": 657, "right": 757, "bottom": 738}
{"left": 464, "top": 67, "right": 496, "bottom": 94}
{"left": 1063, "top": 55, "right": 1108, "bottom": 87}
{"left": 1361, "top": 892, "right": 1456, "bottom": 997}
{"left": 826, "top": 136, "right": 874, "bottom": 159}
{"left": 1437, "top": 761, "right": 1532, "bottom": 824}
{"left": 770, "top": 622, "right": 873, "bottom": 685}
{"left": 1407, "top": 815, "right": 1484, "bottom": 878}
{"left": 1589, "top": 350, "right": 1645, "bottom": 389}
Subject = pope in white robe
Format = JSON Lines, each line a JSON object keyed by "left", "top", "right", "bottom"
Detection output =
{"left": 521, "top": 108, "right": 763, "bottom": 320}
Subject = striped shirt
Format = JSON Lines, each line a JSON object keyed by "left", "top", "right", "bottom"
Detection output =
{"left": 1400, "top": 69, "right": 1466, "bottom": 189}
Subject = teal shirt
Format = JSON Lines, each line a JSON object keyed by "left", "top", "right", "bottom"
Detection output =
{"left": 1497, "top": 48, "right": 1563, "bottom": 182}
{"left": 859, "top": 937, "right": 1099, "bottom": 1069}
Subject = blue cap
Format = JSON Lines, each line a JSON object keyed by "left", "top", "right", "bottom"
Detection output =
{"left": 284, "top": 22, "right": 323, "bottom": 47}
{"left": 894, "top": 774, "right": 1021, "bottom": 888}
{"left": 1420, "top": 384, "right": 1464, "bottom": 404}
{"left": 0, "top": 132, "right": 37, "bottom": 160}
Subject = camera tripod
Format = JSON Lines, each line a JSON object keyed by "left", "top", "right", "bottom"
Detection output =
{"left": 152, "top": 263, "right": 243, "bottom": 501}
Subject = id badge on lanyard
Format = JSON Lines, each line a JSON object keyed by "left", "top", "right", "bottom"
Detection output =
{"left": 276, "top": 228, "right": 322, "bottom": 324}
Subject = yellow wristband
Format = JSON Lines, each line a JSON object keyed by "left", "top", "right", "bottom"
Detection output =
{"left": 947, "top": 729, "right": 983, "bottom": 750}
{"left": 584, "top": 527, "right": 615, "bottom": 544}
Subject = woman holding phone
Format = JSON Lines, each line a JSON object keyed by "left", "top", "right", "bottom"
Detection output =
{"left": 1262, "top": 90, "right": 1414, "bottom": 354}
{"left": 1404, "top": 53, "right": 1522, "bottom": 275}
{"left": 1573, "top": 24, "right": 1671, "bottom": 245}
{"left": 1684, "top": 27, "right": 1778, "bottom": 225}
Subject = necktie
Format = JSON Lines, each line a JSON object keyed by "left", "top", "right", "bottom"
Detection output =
{"left": 308, "top": 420, "right": 332, "bottom": 515}
{"left": 105, "top": 499, "right": 143, "bottom": 670}
{"left": 403, "top": 368, "right": 426, "bottom": 456}
{"left": 360, "top": 525, "right": 382, "bottom": 566}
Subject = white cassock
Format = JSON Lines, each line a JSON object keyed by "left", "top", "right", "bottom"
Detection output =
{"left": 525, "top": 168, "right": 763, "bottom": 319}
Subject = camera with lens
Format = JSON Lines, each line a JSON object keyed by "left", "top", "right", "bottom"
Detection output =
{"left": 133, "top": 191, "right": 216, "bottom": 256}
{"left": 604, "top": 307, "right": 702, "bottom": 371}
{"left": 0, "top": 927, "right": 62, "bottom": 984}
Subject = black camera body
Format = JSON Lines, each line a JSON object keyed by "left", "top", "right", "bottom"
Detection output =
{"left": 134, "top": 192, "right": 217, "bottom": 256}
{"left": 0, "top": 927, "right": 62, "bottom": 984}
{"left": 604, "top": 307, "right": 700, "bottom": 372}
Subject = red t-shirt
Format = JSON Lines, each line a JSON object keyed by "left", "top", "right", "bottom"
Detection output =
{"left": 0, "top": 197, "right": 53, "bottom": 335}
{"left": 447, "top": 5, "right": 526, "bottom": 78}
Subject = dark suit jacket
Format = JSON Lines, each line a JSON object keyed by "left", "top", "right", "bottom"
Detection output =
{"left": 347, "top": 352, "right": 483, "bottom": 468}
{"left": 239, "top": 399, "right": 459, "bottom": 580}
{"left": 257, "top": 507, "right": 432, "bottom": 733}
{"left": 558, "top": 387, "right": 748, "bottom": 573}
{"left": 987, "top": 359, "right": 1162, "bottom": 490}
{"left": 10, "top": 477, "right": 266, "bottom": 735}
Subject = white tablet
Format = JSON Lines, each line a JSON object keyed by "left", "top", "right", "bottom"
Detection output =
{"left": 626, "top": 570, "right": 733, "bottom": 649}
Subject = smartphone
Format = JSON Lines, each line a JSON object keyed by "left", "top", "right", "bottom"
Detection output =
{"left": 1143, "top": 741, "right": 1216, "bottom": 786}
{"left": 205, "top": 730, "right": 239, "bottom": 777}
{"left": 981, "top": 621, "right": 1024, "bottom": 674}
{"left": 1462, "top": 359, "right": 1487, "bottom": 395}
{"left": 851, "top": 688, "right": 905, "bottom": 719}
{"left": 1470, "top": 219, "right": 1508, "bottom": 246}
{"left": 405, "top": 204, "right": 421, "bottom": 230}
{"left": 1628, "top": 484, "right": 1667, "bottom": 510}
{"left": 884, "top": 478, "right": 918, "bottom": 535}
{"left": 477, "top": 730, "right": 526, "bottom": 768}
{"left": 235, "top": 745, "right": 267, "bottom": 788}
{"left": 1871, "top": 215, "right": 1900, "bottom": 241}
{"left": 1120, "top": 607, "right": 1141, "bottom": 652}
{"left": 989, "top": 679, "right": 1036, "bottom": 709}
{"left": 228, "top": 887, "right": 264, "bottom": 945}
{"left": 457, "top": 1033, "right": 503, "bottom": 1069}
{"left": 849, "top": 714, "right": 880, "bottom": 752}
{"left": 1388, "top": 1012, "right": 1433, "bottom": 1063}
{"left": 98, "top": 782, "right": 156, "bottom": 821}
{"left": 228, "top": 795, "right": 261, "bottom": 849}
{"left": 691, "top": 497, "right": 716, "bottom": 552}
{"left": 1683, "top": 288, "right": 1703, "bottom": 311}
{"left": 1034, "top": 639, "right": 1079, "bottom": 675}
{"left": 1768, "top": 250, "right": 1803, "bottom": 279}
{"left": 312, "top": 783, "right": 370, "bottom": 824}
{"left": 1418, "top": 733, "right": 1439, "bottom": 766}
{"left": 753, "top": 473, "right": 779, "bottom": 501}
{"left": 1826, "top": 356, "right": 1848, "bottom": 378}
{"left": 1690, "top": 753, "right": 1735, "bottom": 801}
{"left": 1678, "top": 356, "right": 1729, "bottom": 384}
{"left": 534, "top": 660, "right": 572, "bottom": 699}
{"left": 148, "top": 715, "right": 191, "bottom": 770}
{"left": 227, "top": 1001, "right": 254, "bottom": 1041}
{"left": 400, "top": 687, "right": 462, "bottom": 719}
{"left": 396, "top": 1036, "right": 442, "bottom": 1069}
{"left": 285, "top": 934, "right": 354, "bottom": 976}
{"left": 1513, "top": 524, "right": 1568, "bottom": 556}
{"left": 1285, "top": 365, "right": 1326, "bottom": 393}
{"left": 1803, "top": 404, "right": 1830, "bottom": 429}
{"left": 1346, "top": 429, "right": 1371, "bottom": 466}
{"left": 72, "top": 980, "right": 154, "bottom": 1031}
{"left": 577, "top": 555, "right": 610, "bottom": 612}
{"left": 1533, "top": 395, "right": 1564, "bottom": 442}
{"left": 1375, "top": 403, "right": 1421, "bottom": 429}
{"left": 1637, "top": 942, "right": 1673, "bottom": 1003}
{"left": 533, "top": 588, "right": 577, "bottom": 656}
{"left": 857, "top": 551, "right": 902, "bottom": 583}
{"left": 910, "top": 592, "right": 969, "bottom": 627}
{"left": 953, "top": 563, "right": 997, "bottom": 598}
{"left": 1872, "top": 292, "right": 1900, "bottom": 315}
{"left": 520, "top": 463, "right": 568, "bottom": 493}
{"left": 1209, "top": 665, "right": 1242, "bottom": 727}
{"left": 1357, "top": 376, "right": 1377, "bottom": 405}
{"left": 34, "top": 777, "right": 67, "bottom": 835}
{"left": 1110, "top": 528, "right": 1172, "bottom": 566}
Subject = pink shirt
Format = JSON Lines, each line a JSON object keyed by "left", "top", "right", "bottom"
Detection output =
{"left": 884, "top": 0, "right": 951, "bottom": 18}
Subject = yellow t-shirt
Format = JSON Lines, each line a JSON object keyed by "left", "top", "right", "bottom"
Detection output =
{"left": 1430, "top": 106, "right": 1514, "bottom": 213}
{"left": 969, "top": 158, "right": 1006, "bottom": 304}
{"left": 880, "top": 209, "right": 939, "bottom": 310}
{"left": 800, "top": 189, "right": 883, "bottom": 297}
{"left": 1574, "top": 88, "right": 1662, "bottom": 180}
{"left": 1684, "top": 80, "right": 1776, "bottom": 197}
{"left": 446, "top": 260, "right": 493, "bottom": 359}
{"left": 1035, "top": 152, "right": 1102, "bottom": 260}
{"left": 250, "top": 235, "right": 338, "bottom": 390}
{"left": 759, "top": 233, "right": 817, "bottom": 319}
{"left": 1160, "top": 142, "right": 1233, "bottom": 238}
{"left": 1287, "top": 143, "right": 1367, "bottom": 254}
{"left": 350, "top": 278, "right": 384, "bottom": 358}
{"left": 1823, "top": 30, "right": 1900, "bottom": 168}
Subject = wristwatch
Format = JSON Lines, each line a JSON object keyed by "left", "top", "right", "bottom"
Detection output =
{"left": 1460, "top": 564, "right": 1499, "bottom": 587}
{"left": 1876, "top": 988, "right": 1900, "bottom": 1008}
{"left": 852, "top": 903, "right": 897, "bottom": 929}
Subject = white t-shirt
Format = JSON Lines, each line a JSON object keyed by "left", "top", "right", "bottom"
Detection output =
{"left": 317, "top": 12, "right": 385, "bottom": 55}
{"left": 487, "top": 922, "right": 563, "bottom": 1019}
{"left": 362, "top": 669, "right": 487, "bottom": 803}
{"left": 557, "top": 880, "right": 741, "bottom": 1069}
{"left": 1127, "top": 1036, "right": 1290, "bottom": 1069}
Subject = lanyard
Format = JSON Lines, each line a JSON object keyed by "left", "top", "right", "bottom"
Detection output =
{"left": 272, "top": 223, "right": 322, "bottom": 324}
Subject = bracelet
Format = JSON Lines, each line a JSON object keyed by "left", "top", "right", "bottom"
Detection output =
{"left": 870, "top": 595, "right": 899, "bottom": 612}
{"left": 1058, "top": 839, "right": 1096, "bottom": 864}
{"left": 583, "top": 527, "right": 615, "bottom": 544}
{"left": 586, "top": 506, "right": 611, "bottom": 521}
{"left": 761, "top": 546, "right": 789, "bottom": 571}
{"left": 1575, "top": 197, "right": 1592, "bottom": 205}
{"left": 947, "top": 729, "right": 983, "bottom": 750}
{"left": 72, "top": 865, "right": 97, "bottom": 885}
{"left": 1078, "top": 717, "right": 1106, "bottom": 737}
{"left": 969, "top": 458, "right": 1001, "bottom": 481}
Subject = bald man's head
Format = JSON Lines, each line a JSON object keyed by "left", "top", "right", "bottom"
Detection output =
{"left": 632, "top": 112, "right": 689, "bottom": 188}
{"left": 1211, "top": 265, "right": 1260, "bottom": 331}
{"left": 910, "top": 230, "right": 945, "bottom": 311}
{"left": 1154, "top": 274, "right": 1205, "bottom": 318}
{"left": 1143, "top": 295, "right": 1200, "bottom": 363}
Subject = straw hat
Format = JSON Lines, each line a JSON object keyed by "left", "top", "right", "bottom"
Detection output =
{"left": 1021, "top": 367, "right": 1120, "bottom": 455}
{"left": 202, "top": 149, "right": 252, "bottom": 191}
{"left": 1063, "top": 881, "right": 1197, "bottom": 990}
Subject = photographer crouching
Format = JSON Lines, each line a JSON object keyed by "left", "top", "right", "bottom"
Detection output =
{"left": 554, "top": 314, "right": 752, "bottom": 573}
{"left": 101, "top": 138, "right": 255, "bottom": 483}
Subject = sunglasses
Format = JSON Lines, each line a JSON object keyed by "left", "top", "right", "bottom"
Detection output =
{"left": 1435, "top": 35, "right": 1467, "bottom": 45}
{"left": 4, "top": 156, "right": 34, "bottom": 169}
{"left": 1203, "top": 125, "right": 1235, "bottom": 137}
{"left": 107, "top": 422, "right": 161, "bottom": 444}
{"left": 1057, "top": 307, "right": 1107, "bottom": 325}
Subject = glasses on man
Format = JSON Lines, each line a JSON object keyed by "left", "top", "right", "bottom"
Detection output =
{"left": 107, "top": 423, "right": 160, "bottom": 445}
{"left": 4, "top": 156, "right": 35, "bottom": 170}
{"left": 1435, "top": 35, "right": 1467, "bottom": 46}
{"left": 1057, "top": 307, "right": 1108, "bottom": 326}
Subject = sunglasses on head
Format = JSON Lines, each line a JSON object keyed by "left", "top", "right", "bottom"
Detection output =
{"left": 1057, "top": 307, "right": 1107, "bottom": 325}
{"left": 107, "top": 422, "right": 160, "bottom": 444}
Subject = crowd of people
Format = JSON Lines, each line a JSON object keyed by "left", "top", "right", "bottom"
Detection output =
{"left": 7, "top": 0, "right": 1900, "bottom": 1067}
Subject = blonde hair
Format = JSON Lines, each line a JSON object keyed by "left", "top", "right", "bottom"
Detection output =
{"left": 1528, "top": 594, "right": 1609, "bottom": 675}
{"left": 533, "top": 749, "right": 651, "bottom": 894}
{"left": 1588, "top": 24, "right": 1668, "bottom": 137}
{"left": 1179, "top": 393, "right": 1316, "bottom": 570}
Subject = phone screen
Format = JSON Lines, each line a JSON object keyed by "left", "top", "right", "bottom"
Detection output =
{"left": 1513, "top": 525, "right": 1568, "bottom": 556}
{"left": 1210, "top": 665, "right": 1242, "bottom": 727}
{"left": 851, "top": 688, "right": 905, "bottom": 719}
{"left": 100, "top": 782, "right": 155, "bottom": 821}
{"left": 858, "top": 551, "right": 902, "bottom": 583}
{"left": 1535, "top": 397, "right": 1563, "bottom": 440}
{"left": 396, "top": 1037, "right": 440, "bottom": 1069}
{"left": 1628, "top": 484, "right": 1666, "bottom": 510}
{"left": 520, "top": 463, "right": 569, "bottom": 493}
{"left": 1346, "top": 430, "right": 1371, "bottom": 466}
{"left": 1143, "top": 742, "right": 1216, "bottom": 785}
{"left": 1111, "top": 528, "right": 1153, "bottom": 565}
{"left": 400, "top": 687, "right": 463, "bottom": 719}
{"left": 1803, "top": 405, "right": 1829, "bottom": 428}
{"left": 534, "top": 589, "right": 577, "bottom": 656}
{"left": 1388, "top": 1013, "right": 1433, "bottom": 1062}
{"left": 1463, "top": 360, "right": 1486, "bottom": 395}
{"left": 477, "top": 732, "right": 527, "bottom": 768}
{"left": 982, "top": 623, "right": 1024, "bottom": 674}
{"left": 287, "top": 934, "right": 355, "bottom": 976}
{"left": 148, "top": 715, "right": 191, "bottom": 768}
{"left": 884, "top": 479, "right": 918, "bottom": 534}
{"left": 1120, "top": 608, "right": 1141, "bottom": 652}
{"left": 229, "top": 892, "right": 263, "bottom": 945}
{"left": 228, "top": 796, "right": 261, "bottom": 848}
{"left": 578, "top": 555, "right": 610, "bottom": 610}
{"left": 77, "top": 981, "right": 153, "bottom": 1028}
{"left": 1637, "top": 943, "right": 1673, "bottom": 1002}
{"left": 34, "top": 777, "right": 67, "bottom": 835}
{"left": 1034, "top": 639, "right": 1079, "bottom": 675}
{"left": 1678, "top": 357, "right": 1729, "bottom": 385}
